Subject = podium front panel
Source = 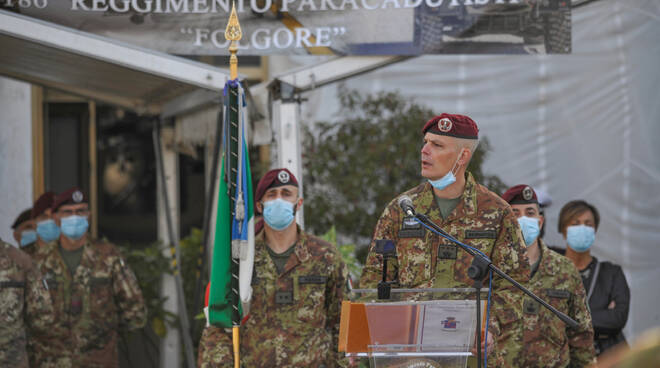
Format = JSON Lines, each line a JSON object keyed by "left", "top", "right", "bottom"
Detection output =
{"left": 362, "top": 300, "right": 478, "bottom": 355}
{"left": 340, "top": 288, "right": 488, "bottom": 368}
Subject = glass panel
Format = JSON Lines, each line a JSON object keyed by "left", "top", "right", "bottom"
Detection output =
{"left": 344, "top": 288, "right": 489, "bottom": 367}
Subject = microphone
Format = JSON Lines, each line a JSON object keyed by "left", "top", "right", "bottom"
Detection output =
{"left": 398, "top": 195, "right": 415, "bottom": 217}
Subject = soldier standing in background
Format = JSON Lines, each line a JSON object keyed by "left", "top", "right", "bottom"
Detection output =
{"left": 28, "top": 192, "right": 59, "bottom": 257}
{"left": 501, "top": 185, "right": 595, "bottom": 367}
{"left": 12, "top": 208, "right": 36, "bottom": 251}
{"left": 29, "top": 187, "right": 146, "bottom": 368}
{"left": 198, "top": 168, "right": 349, "bottom": 367}
{"left": 359, "top": 114, "right": 530, "bottom": 364}
{"left": 0, "top": 238, "right": 54, "bottom": 368}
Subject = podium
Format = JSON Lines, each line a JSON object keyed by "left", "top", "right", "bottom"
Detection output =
{"left": 339, "top": 288, "right": 487, "bottom": 368}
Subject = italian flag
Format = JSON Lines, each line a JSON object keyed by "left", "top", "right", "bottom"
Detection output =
{"left": 208, "top": 80, "right": 255, "bottom": 328}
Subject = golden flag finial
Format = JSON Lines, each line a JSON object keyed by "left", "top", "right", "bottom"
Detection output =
{"left": 225, "top": 1, "right": 242, "bottom": 80}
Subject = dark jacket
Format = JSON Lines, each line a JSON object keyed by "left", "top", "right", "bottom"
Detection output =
{"left": 549, "top": 247, "right": 630, "bottom": 356}
{"left": 582, "top": 257, "right": 630, "bottom": 355}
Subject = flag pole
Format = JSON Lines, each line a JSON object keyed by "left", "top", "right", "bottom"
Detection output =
{"left": 225, "top": 4, "right": 242, "bottom": 368}
{"left": 227, "top": 2, "right": 241, "bottom": 81}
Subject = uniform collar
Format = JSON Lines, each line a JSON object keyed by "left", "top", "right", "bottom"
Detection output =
{"left": 256, "top": 225, "right": 310, "bottom": 275}
{"left": 421, "top": 171, "right": 478, "bottom": 221}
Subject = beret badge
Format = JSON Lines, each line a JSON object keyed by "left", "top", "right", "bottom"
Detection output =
{"left": 438, "top": 118, "right": 452, "bottom": 133}
{"left": 522, "top": 186, "right": 534, "bottom": 201}
{"left": 72, "top": 190, "right": 84, "bottom": 203}
{"left": 278, "top": 170, "right": 290, "bottom": 184}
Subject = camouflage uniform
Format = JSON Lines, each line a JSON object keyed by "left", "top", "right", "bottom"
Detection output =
{"left": 509, "top": 240, "right": 595, "bottom": 367}
{"left": 0, "top": 239, "right": 54, "bottom": 368}
{"left": 359, "top": 173, "right": 530, "bottom": 364}
{"left": 21, "top": 242, "right": 38, "bottom": 257}
{"left": 198, "top": 227, "right": 349, "bottom": 367}
{"left": 29, "top": 239, "right": 147, "bottom": 368}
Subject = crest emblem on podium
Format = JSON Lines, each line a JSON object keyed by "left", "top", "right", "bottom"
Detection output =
{"left": 441, "top": 316, "right": 459, "bottom": 331}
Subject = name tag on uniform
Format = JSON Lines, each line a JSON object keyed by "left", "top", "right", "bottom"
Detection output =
{"left": 298, "top": 276, "right": 327, "bottom": 284}
{"left": 399, "top": 216, "right": 425, "bottom": 238}
{"left": 0, "top": 281, "right": 25, "bottom": 288}
{"left": 275, "top": 291, "right": 293, "bottom": 304}
{"left": 465, "top": 230, "right": 497, "bottom": 239}
{"left": 546, "top": 289, "right": 571, "bottom": 299}
{"left": 524, "top": 300, "right": 540, "bottom": 315}
{"left": 437, "top": 244, "right": 457, "bottom": 260}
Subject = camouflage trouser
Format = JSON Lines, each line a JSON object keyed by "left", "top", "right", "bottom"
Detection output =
{"left": 197, "top": 326, "right": 233, "bottom": 368}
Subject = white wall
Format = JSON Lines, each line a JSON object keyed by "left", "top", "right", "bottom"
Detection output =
{"left": 0, "top": 76, "right": 33, "bottom": 246}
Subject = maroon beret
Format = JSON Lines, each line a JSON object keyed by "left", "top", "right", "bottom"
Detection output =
{"left": 31, "top": 191, "right": 56, "bottom": 219}
{"left": 52, "top": 187, "right": 87, "bottom": 212}
{"left": 502, "top": 184, "right": 538, "bottom": 205}
{"left": 254, "top": 168, "right": 298, "bottom": 211}
{"left": 422, "top": 113, "right": 479, "bottom": 140}
{"left": 12, "top": 208, "right": 32, "bottom": 229}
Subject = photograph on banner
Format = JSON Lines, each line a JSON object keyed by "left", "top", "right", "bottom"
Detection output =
{"left": 4, "top": 0, "right": 571, "bottom": 55}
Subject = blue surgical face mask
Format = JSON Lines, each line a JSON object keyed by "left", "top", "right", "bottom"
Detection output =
{"left": 60, "top": 215, "right": 89, "bottom": 240}
{"left": 263, "top": 198, "right": 295, "bottom": 231}
{"left": 20, "top": 230, "right": 37, "bottom": 247}
{"left": 517, "top": 216, "right": 540, "bottom": 247}
{"left": 37, "top": 219, "right": 61, "bottom": 242}
{"left": 427, "top": 156, "right": 461, "bottom": 191}
{"left": 566, "top": 225, "right": 595, "bottom": 252}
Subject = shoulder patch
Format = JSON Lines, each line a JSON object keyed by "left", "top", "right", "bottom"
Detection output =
{"left": 399, "top": 216, "right": 425, "bottom": 238}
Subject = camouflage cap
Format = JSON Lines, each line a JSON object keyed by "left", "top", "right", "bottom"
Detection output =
{"left": 502, "top": 184, "right": 538, "bottom": 205}
{"left": 31, "top": 191, "right": 56, "bottom": 219}
{"left": 422, "top": 113, "right": 479, "bottom": 140}
{"left": 52, "top": 187, "right": 88, "bottom": 211}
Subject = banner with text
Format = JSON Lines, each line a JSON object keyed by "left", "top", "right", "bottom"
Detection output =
{"left": 4, "top": 0, "right": 572, "bottom": 55}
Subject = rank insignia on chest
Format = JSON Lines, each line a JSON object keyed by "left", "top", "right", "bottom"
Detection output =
{"left": 524, "top": 300, "right": 540, "bottom": 315}
{"left": 275, "top": 291, "right": 293, "bottom": 304}
{"left": 437, "top": 244, "right": 457, "bottom": 260}
{"left": 399, "top": 216, "right": 425, "bottom": 238}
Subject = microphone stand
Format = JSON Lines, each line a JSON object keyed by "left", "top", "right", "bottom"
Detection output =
{"left": 413, "top": 212, "right": 579, "bottom": 368}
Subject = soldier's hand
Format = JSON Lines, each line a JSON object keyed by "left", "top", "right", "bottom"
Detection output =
{"left": 470, "top": 331, "right": 494, "bottom": 357}
{"left": 608, "top": 300, "right": 616, "bottom": 309}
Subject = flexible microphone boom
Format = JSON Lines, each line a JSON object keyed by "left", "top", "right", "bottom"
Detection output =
{"left": 397, "top": 195, "right": 415, "bottom": 217}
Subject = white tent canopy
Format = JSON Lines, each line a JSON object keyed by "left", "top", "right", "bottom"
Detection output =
{"left": 0, "top": 9, "right": 230, "bottom": 113}
{"left": 295, "top": 0, "right": 660, "bottom": 341}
